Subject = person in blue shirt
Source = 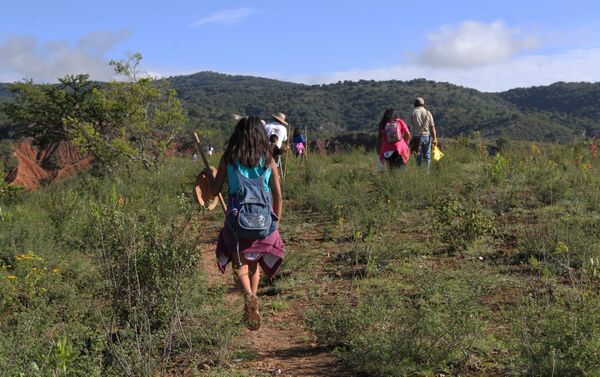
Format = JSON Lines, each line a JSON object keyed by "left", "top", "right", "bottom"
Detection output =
{"left": 292, "top": 128, "right": 307, "bottom": 158}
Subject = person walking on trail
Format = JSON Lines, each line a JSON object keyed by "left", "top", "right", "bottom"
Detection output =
{"left": 270, "top": 134, "right": 287, "bottom": 161}
{"left": 205, "top": 116, "right": 285, "bottom": 331}
{"left": 409, "top": 97, "right": 437, "bottom": 172}
{"left": 378, "top": 108, "right": 411, "bottom": 169}
{"left": 269, "top": 134, "right": 288, "bottom": 178}
{"left": 264, "top": 113, "right": 289, "bottom": 167}
{"left": 292, "top": 128, "right": 307, "bottom": 158}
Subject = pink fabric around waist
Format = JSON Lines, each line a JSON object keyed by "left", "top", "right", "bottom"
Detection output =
{"left": 215, "top": 224, "right": 285, "bottom": 278}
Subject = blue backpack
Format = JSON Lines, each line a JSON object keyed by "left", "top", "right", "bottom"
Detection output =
{"left": 226, "top": 163, "right": 278, "bottom": 240}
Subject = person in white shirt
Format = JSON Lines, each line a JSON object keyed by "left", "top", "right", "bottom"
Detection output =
{"left": 264, "top": 113, "right": 289, "bottom": 166}
{"left": 264, "top": 113, "right": 288, "bottom": 149}
{"left": 409, "top": 97, "right": 437, "bottom": 172}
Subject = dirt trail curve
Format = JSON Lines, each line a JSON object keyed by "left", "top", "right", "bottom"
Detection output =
{"left": 197, "top": 219, "right": 351, "bottom": 377}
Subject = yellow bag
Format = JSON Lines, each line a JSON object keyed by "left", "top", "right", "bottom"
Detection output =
{"left": 432, "top": 145, "right": 444, "bottom": 161}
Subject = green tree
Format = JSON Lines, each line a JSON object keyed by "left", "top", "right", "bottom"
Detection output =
{"left": 3, "top": 53, "right": 187, "bottom": 170}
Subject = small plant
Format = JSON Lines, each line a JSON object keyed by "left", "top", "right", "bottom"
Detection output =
{"left": 432, "top": 196, "right": 495, "bottom": 253}
{"left": 51, "top": 336, "right": 78, "bottom": 374}
{"left": 586, "top": 255, "right": 599, "bottom": 280}
{"left": 485, "top": 153, "right": 510, "bottom": 183}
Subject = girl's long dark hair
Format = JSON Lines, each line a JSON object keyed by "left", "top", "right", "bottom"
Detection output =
{"left": 378, "top": 108, "right": 397, "bottom": 130}
{"left": 224, "top": 116, "right": 272, "bottom": 167}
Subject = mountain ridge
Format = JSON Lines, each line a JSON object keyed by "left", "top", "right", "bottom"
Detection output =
{"left": 2, "top": 73, "right": 600, "bottom": 143}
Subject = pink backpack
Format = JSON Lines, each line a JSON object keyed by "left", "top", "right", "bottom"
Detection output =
{"left": 384, "top": 121, "right": 401, "bottom": 143}
{"left": 294, "top": 143, "right": 305, "bottom": 154}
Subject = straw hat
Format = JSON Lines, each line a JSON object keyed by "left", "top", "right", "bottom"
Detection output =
{"left": 271, "top": 112, "right": 289, "bottom": 126}
{"left": 193, "top": 167, "right": 219, "bottom": 211}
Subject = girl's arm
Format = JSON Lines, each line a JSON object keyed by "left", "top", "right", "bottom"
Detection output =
{"left": 402, "top": 121, "right": 410, "bottom": 143}
{"left": 205, "top": 156, "right": 227, "bottom": 196}
{"left": 269, "top": 159, "right": 283, "bottom": 220}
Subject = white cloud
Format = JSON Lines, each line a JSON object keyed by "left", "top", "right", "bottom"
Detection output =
{"left": 0, "top": 30, "right": 130, "bottom": 83}
{"left": 418, "top": 20, "right": 539, "bottom": 68}
{"left": 78, "top": 30, "right": 131, "bottom": 54}
{"left": 189, "top": 8, "right": 256, "bottom": 28}
{"left": 283, "top": 48, "right": 600, "bottom": 92}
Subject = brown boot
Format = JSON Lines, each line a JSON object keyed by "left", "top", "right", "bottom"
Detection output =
{"left": 244, "top": 293, "right": 260, "bottom": 331}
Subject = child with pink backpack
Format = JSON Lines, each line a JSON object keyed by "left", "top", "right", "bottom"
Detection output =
{"left": 377, "top": 108, "right": 411, "bottom": 169}
{"left": 292, "top": 128, "right": 307, "bottom": 159}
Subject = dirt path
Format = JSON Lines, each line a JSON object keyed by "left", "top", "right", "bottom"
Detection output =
{"left": 197, "top": 218, "right": 351, "bottom": 377}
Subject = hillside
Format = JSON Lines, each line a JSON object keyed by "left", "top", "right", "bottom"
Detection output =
{"left": 168, "top": 73, "right": 589, "bottom": 141}
{"left": 500, "top": 82, "right": 600, "bottom": 123}
{"left": 2, "top": 73, "right": 600, "bottom": 143}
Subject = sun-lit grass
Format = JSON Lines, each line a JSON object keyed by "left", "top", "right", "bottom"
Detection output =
{"left": 1, "top": 137, "right": 599, "bottom": 375}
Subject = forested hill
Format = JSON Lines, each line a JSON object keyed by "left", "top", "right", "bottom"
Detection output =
{"left": 500, "top": 82, "right": 600, "bottom": 122}
{"left": 168, "top": 72, "right": 598, "bottom": 141}
{"left": 1, "top": 73, "right": 599, "bottom": 142}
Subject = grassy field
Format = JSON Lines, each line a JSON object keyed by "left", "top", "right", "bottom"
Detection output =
{"left": 1, "top": 136, "right": 599, "bottom": 376}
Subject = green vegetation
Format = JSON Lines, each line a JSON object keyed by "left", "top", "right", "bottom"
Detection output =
{"left": 279, "top": 140, "right": 599, "bottom": 376}
{"left": 1, "top": 132, "right": 599, "bottom": 375}
{"left": 2, "top": 54, "right": 187, "bottom": 170}
{"left": 501, "top": 81, "right": 600, "bottom": 121}
{"left": 0, "top": 159, "right": 239, "bottom": 376}
{"left": 4, "top": 72, "right": 600, "bottom": 147}
{"left": 169, "top": 73, "right": 596, "bottom": 145}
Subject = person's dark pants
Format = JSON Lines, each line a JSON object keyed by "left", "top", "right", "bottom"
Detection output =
{"left": 385, "top": 152, "right": 405, "bottom": 169}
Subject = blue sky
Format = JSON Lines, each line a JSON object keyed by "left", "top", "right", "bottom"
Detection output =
{"left": 2, "top": 0, "right": 600, "bottom": 91}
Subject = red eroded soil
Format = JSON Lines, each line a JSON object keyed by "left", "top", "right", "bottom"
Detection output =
{"left": 5, "top": 138, "right": 92, "bottom": 191}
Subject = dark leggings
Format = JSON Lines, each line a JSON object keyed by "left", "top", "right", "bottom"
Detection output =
{"left": 385, "top": 152, "right": 405, "bottom": 169}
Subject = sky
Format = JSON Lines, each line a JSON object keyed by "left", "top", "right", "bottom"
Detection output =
{"left": 1, "top": 0, "right": 600, "bottom": 91}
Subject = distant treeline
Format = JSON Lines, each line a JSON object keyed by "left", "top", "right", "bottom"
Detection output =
{"left": 2, "top": 74, "right": 600, "bottom": 145}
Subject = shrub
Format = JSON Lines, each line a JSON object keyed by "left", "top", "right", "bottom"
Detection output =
{"left": 518, "top": 293, "right": 600, "bottom": 376}
{"left": 485, "top": 153, "right": 510, "bottom": 183}
{"left": 432, "top": 195, "right": 495, "bottom": 253}
{"left": 0, "top": 158, "right": 239, "bottom": 375}
{"left": 519, "top": 207, "right": 600, "bottom": 276}
{"left": 307, "top": 265, "right": 494, "bottom": 376}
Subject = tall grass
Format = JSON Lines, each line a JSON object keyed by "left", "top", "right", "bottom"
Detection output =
{"left": 291, "top": 141, "right": 599, "bottom": 375}
{"left": 1, "top": 139, "right": 599, "bottom": 376}
{"left": 0, "top": 158, "right": 239, "bottom": 376}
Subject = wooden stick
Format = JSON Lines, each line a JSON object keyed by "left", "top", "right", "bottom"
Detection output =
{"left": 304, "top": 126, "right": 308, "bottom": 157}
{"left": 194, "top": 132, "right": 227, "bottom": 214}
{"left": 282, "top": 123, "right": 291, "bottom": 180}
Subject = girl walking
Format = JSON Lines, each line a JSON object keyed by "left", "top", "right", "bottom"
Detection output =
{"left": 205, "top": 116, "right": 285, "bottom": 331}
{"left": 377, "top": 108, "right": 410, "bottom": 169}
